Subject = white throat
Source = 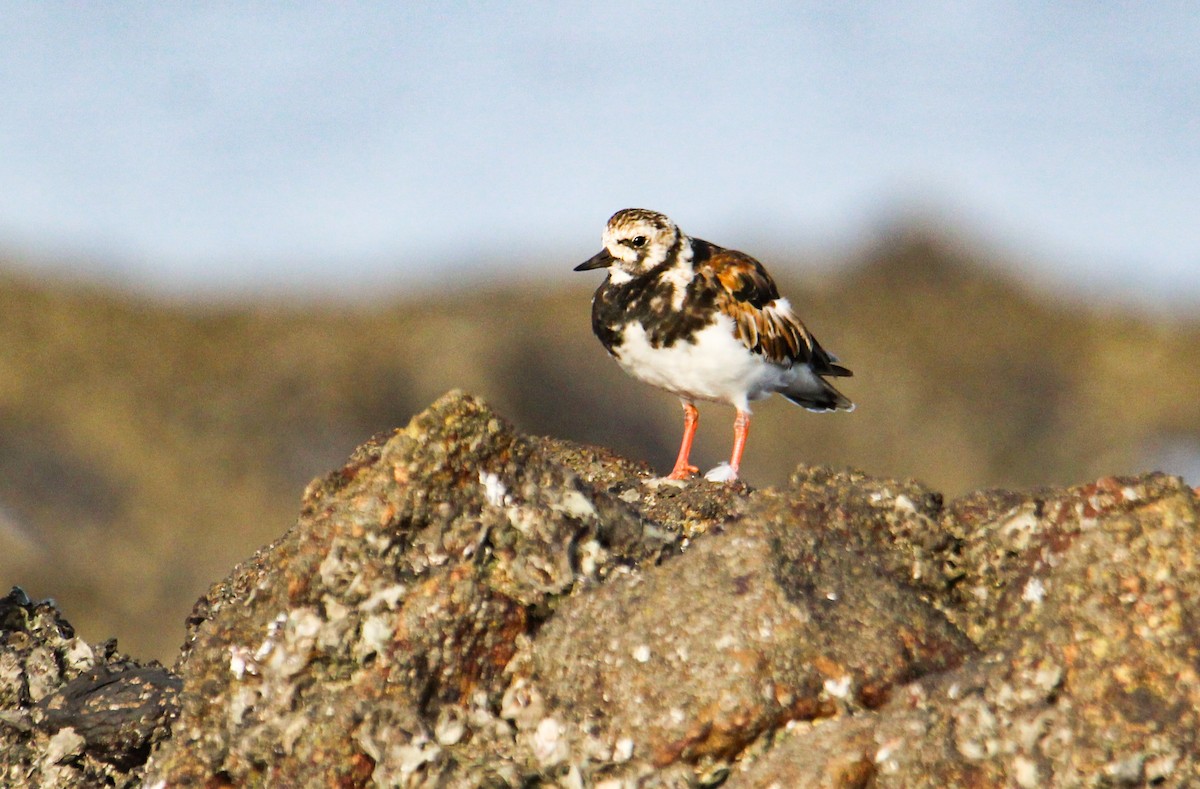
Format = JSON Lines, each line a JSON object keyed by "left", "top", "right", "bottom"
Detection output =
{"left": 607, "top": 268, "right": 634, "bottom": 285}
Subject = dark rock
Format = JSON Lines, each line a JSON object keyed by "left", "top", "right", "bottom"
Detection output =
{"left": 35, "top": 665, "right": 181, "bottom": 769}
{"left": 0, "top": 586, "right": 178, "bottom": 787}
{"left": 7, "top": 391, "right": 1199, "bottom": 786}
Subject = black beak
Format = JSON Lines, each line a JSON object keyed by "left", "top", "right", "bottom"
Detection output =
{"left": 574, "top": 249, "right": 615, "bottom": 271}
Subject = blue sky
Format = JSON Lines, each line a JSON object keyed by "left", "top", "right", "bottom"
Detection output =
{"left": 1, "top": 3, "right": 1197, "bottom": 302}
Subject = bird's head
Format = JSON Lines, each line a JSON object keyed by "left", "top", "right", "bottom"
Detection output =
{"left": 575, "top": 208, "right": 683, "bottom": 279}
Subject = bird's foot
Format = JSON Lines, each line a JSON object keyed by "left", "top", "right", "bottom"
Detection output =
{"left": 666, "top": 464, "right": 700, "bottom": 480}
{"left": 703, "top": 463, "right": 739, "bottom": 483}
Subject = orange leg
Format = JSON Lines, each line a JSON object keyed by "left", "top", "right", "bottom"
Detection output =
{"left": 727, "top": 409, "right": 751, "bottom": 480}
{"left": 667, "top": 402, "right": 700, "bottom": 479}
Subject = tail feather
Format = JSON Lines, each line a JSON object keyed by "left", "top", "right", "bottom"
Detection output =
{"left": 782, "top": 377, "right": 854, "bottom": 413}
{"left": 813, "top": 345, "right": 853, "bottom": 378}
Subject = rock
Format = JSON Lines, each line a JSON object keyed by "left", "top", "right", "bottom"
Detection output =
{"left": 0, "top": 586, "right": 179, "bottom": 788}
{"left": 6, "top": 390, "right": 1199, "bottom": 786}
{"left": 145, "top": 390, "right": 678, "bottom": 786}
{"left": 733, "top": 474, "right": 1200, "bottom": 788}
{"left": 36, "top": 665, "right": 181, "bottom": 769}
{"left": 526, "top": 480, "right": 972, "bottom": 775}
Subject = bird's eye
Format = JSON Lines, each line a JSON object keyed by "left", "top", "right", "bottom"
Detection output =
{"left": 631, "top": 236, "right": 647, "bottom": 248}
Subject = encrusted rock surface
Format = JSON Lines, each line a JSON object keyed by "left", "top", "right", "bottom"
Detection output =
{"left": 4, "top": 390, "right": 1199, "bottom": 786}
{"left": 0, "top": 587, "right": 179, "bottom": 787}
{"left": 735, "top": 474, "right": 1200, "bottom": 787}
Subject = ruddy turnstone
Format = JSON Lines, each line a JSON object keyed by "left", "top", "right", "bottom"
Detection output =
{"left": 575, "top": 208, "right": 853, "bottom": 483}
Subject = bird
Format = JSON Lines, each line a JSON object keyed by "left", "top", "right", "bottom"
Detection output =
{"left": 574, "top": 208, "right": 853, "bottom": 483}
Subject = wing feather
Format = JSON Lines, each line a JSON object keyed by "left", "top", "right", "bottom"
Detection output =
{"left": 696, "top": 244, "right": 851, "bottom": 377}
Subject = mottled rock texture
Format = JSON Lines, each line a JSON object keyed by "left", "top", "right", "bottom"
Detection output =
{"left": 5, "top": 391, "right": 1199, "bottom": 787}
{"left": 0, "top": 587, "right": 179, "bottom": 787}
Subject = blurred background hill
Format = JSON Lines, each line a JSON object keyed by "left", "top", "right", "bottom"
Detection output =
{"left": 1, "top": 5, "right": 1198, "bottom": 661}
{"left": 2, "top": 232, "right": 1197, "bottom": 661}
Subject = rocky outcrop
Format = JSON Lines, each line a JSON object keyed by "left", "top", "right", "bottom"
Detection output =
{"left": 3, "top": 390, "right": 1198, "bottom": 787}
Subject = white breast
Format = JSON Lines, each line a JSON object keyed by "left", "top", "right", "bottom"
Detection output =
{"left": 612, "top": 315, "right": 799, "bottom": 411}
